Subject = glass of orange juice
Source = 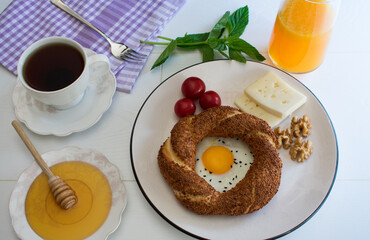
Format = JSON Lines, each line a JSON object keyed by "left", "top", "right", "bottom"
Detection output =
{"left": 268, "top": 0, "right": 340, "bottom": 73}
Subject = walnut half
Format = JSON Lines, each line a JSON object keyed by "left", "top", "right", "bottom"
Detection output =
{"left": 274, "top": 126, "right": 293, "bottom": 149}
{"left": 291, "top": 115, "right": 311, "bottom": 138}
{"left": 289, "top": 137, "right": 313, "bottom": 162}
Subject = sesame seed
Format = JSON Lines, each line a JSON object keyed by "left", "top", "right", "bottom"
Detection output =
{"left": 223, "top": 190, "right": 226, "bottom": 192}
{"left": 209, "top": 179, "right": 212, "bottom": 182}
{"left": 236, "top": 150, "right": 238, "bottom": 153}
{"left": 203, "top": 175, "right": 206, "bottom": 177}
{"left": 219, "top": 180, "right": 222, "bottom": 183}
{"left": 224, "top": 187, "right": 228, "bottom": 189}
{"left": 229, "top": 182, "right": 232, "bottom": 185}
{"left": 209, "top": 171, "right": 213, "bottom": 174}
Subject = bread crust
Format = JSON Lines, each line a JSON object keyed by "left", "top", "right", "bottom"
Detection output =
{"left": 158, "top": 106, "right": 282, "bottom": 215}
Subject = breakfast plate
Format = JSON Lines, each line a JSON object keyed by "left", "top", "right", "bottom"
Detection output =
{"left": 9, "top": 146, "right": 127, "bottom": 240}
{"left": 130, "top": 60, "right": 338, "bottom": 239}
{"left": 12, "top": 49, "right": 116, "bottom": 136}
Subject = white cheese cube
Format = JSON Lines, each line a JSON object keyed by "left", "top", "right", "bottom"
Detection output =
{"left": 234, "top": 94, "right": 283, "bottom": 127}
{"left": 244, "top": 71, "right": 307, "bottom": 118}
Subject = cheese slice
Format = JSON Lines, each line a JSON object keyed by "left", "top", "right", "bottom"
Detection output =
{"left": 244, "top": 71, "right": 307, "bottom": 119}
{"left": 234, "top": 94, "right": 283, "bottom": 127}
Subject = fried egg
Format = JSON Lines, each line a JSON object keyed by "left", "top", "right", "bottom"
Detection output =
{"left": 195, "top": 137, "right": 254, "bottom": 193}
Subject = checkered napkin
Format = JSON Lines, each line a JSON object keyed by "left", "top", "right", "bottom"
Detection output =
{"left": 0, "top": 0, "right": 185, "bottom": 92}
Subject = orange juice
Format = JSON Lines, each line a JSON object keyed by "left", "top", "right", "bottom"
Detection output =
{"left": 268, "top": 0, "right": 337, "bottom": 73}
{"left": 25, "top": 161, "right": 112, "bottom": 240}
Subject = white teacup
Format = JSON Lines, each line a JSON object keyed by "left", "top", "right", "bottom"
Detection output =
{"left": 17, "top": 37, "right": 110, "bottom": 110}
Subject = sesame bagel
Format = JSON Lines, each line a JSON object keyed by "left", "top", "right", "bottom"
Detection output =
{"left": 158, "top": 106, "right": 282, "bottom": 215}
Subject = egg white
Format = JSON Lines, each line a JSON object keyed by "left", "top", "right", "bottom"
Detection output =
{"left": 195, "top": 137, "right": 254, "bottom": 193}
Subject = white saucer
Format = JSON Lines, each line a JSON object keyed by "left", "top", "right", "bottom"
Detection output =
{"left": 9, "top": 146, "right": 127, "bottom": 240}
{"left": 12, "top": 49, "right": 116, "bottom": 136}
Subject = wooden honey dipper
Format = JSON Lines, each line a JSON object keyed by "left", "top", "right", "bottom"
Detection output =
{"left": 12, "top": 120, "right": 77, "bottom": 210}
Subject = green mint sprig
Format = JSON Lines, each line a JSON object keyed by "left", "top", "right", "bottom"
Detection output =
{"left": 141, "top": 5, "right": 265, "bottom": 70}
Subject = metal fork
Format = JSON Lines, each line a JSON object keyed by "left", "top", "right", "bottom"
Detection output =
{"left": 50, "top": 0, "right": 146, "bottom": 62}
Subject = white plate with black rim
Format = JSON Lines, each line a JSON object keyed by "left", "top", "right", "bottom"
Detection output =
{"left": 130, "top": 60, "right": 338, "bottom": 240}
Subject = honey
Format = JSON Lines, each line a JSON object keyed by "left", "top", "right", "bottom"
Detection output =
{"left": 25, "top": 161, "right": 112, "bottom": 240}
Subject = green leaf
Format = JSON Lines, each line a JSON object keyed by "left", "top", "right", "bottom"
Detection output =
{"left": 229, "top": 48, "right": 246, "bottom": 63}
{"left": 208, "top": 38, "right": 227, "bottom": 51}
{"left": 199, "top": 45, "right": 214, "bottom": 62}
{"left": 176, "top": 32, "right": 210, "bottom": 44}
{"left": 227, "top": 36, "right": 265, "bottom": 61}
{"left": 218, "top": 50, "right": 230, "bottom": 59}
{"left": 176, "top": 32, "right": 209, "bottom": 50}
{"left": 208, "top": 11, "right": 230, "bottom": 39}
{"left": 151, "top": 40, "right": 177, "bottom": 70}
{"left": 227, "top": 5, "right": 249, "bottom": 37}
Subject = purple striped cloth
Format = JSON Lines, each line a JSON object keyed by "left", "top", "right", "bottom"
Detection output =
{"left": 0, "top": 0, "right": 185, "bottom": 92}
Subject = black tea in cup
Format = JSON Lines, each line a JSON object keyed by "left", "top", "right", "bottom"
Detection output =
{"left": 23, "top": 43, "right": 84, "bottom": 91}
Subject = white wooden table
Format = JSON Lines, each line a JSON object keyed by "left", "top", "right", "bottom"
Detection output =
{"left": 1, "top": 0, "right": 369, "bottom": 239}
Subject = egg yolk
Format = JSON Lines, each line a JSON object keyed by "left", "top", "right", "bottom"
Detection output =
{"left": 202, "top": 146, "right": 234, "bottom": 174}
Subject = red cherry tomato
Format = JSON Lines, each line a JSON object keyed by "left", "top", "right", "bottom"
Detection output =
{"left": 181, "top": 77, "right": 206, "bottom": 100}
{"left": 199, "top": 91, "right": 221, "bottom": 110}
{"left": 174, "top": 98, "right": 196, "bottom": 118}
